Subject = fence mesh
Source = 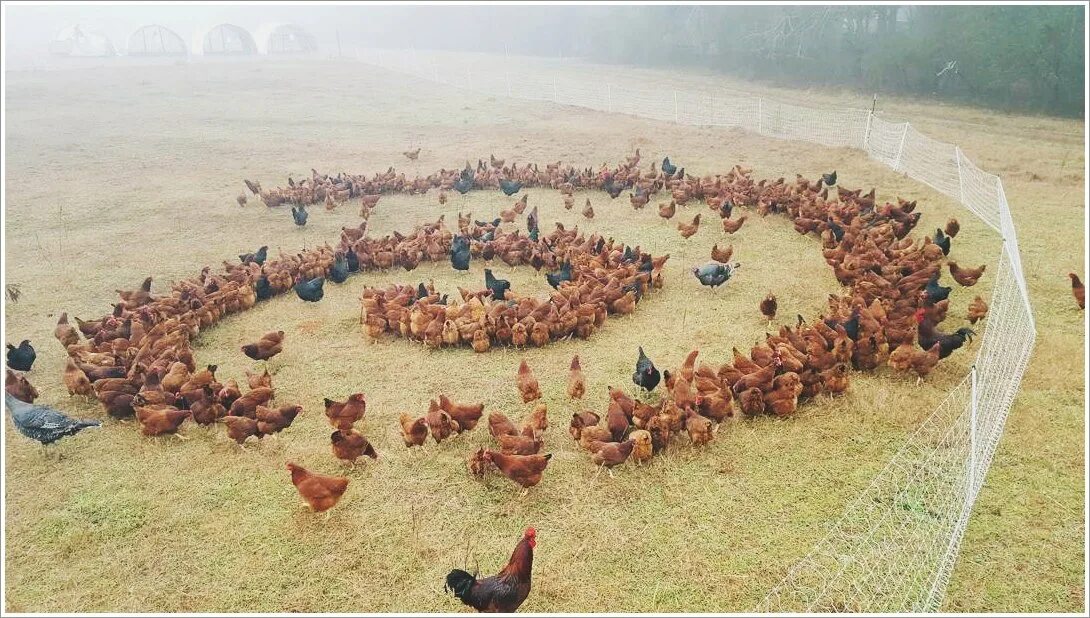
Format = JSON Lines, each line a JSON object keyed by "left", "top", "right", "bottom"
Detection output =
{"left": 356, "top": 48, "right": 1037, "bottom": 612}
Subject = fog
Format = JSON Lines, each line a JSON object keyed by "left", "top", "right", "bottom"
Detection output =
{"left": 3, "top": 4, "right": 1084, "bottom": 116}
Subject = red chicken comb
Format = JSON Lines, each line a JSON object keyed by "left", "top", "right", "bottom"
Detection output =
{"left": 525, "top": 527, "right": 536, "bottom": 537}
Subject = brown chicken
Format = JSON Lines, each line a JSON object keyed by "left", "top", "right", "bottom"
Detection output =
{"left": 764, "top": 372, "right": 803, "bottom": 416}
{"left": 516, "top": 359, "right": 542, "bottom": 403}
{"left": 947, "top": 262, "right": 985, "bottom": 287}
{"left": 496, "top": 433, "right": 543, "bottom": 455}
{"left": 605, "top": 399, "right": 629, "bottom": 442}
{"left": 438, "top": 394, "right": 484, "bottom": 431}
{"left": 63, "top": 358, "right": 94, "bottom": 396}
{"left": 221, "top": 415, "right": 260, "bottom": 444}
{"left": 241, "top": 330, "right": 284, "bottom": 361}
{"left": 910, "top": 344, "right": 941, "bottom": 384}
{"left": 582, "top": 199, "right": 594, "bottom": 219}
{"left": 590, "top": 439, "right": 635, "bottom": 474}
{"left": 1070, "top": 273, "right": 1084, "bottom": 310}
{"left": 445, "top": 527, "right": 536, "bottom": 613}
{"left": 324, "top": 393, "right": 366, "bottom": 430}
{"left": 967, "top": 295, "right": 989, "bottom": 324}
{"left": 426, "top": 400, "right": 459, "bottom": 443}
{"left": 54, "top": 312, "right": 80, "bottom": 347}
{"left": 287, "top": 462, "right": 349, "bottom": 513}
{"left": 711, "top": 243, "right": 733, "bottom": 263}
{"left": 568, "top": 410, "right": 600, "bottom": 440}
{"left": 140, "top": 407, "right": 190, "bottom": 437}
{"left": 678, "top": 214, "right": 701, "bottom": 239}
{"left": 484, "top": 450, "right": 553, "bottom": 490}
{"left": 229, "top": 386, "right": 275, "bottom": 418}
{"left": 628, "top": 429, "right": 654, "bottom": 463}
{"left": 760, "top": 292, "right": 778, "bottom": 326}
{"left": 945, "top": 217, "right": 960, "bottom": 238}
{"left": 256, "top": 404, "right": 302, "bottom": 434}
{"left": 399, "top": 412, "right": 429, "bottom": 447}
{"left": 684, "top": 408, "right": 714, "bottom": 446}
{"left": 722, "top": 215, "right": 747, "bottom": 234}
{"left": 522, "top": 403, "right": 548, "bottom": 437}
{"left": 658, "top": 200, "right": 677, "bottom": 219}
{"left": 246, "top": 367, "right": 273, "bottom": 390}
{"left": 567, "top": 355, "right": 586, "bottom": 400}
{"left": 331, "top": 429, "right": 378, "bottom": 463}
{"left": 489, "top": 412, "right": 520, "bottom": 438}
{"left": 6, "top": 369, "right": 39, "bottom": 403}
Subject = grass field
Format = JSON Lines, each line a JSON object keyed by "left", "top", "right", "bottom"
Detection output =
{"left": 3, "top": 58, "right": 1084, "bottom": 612}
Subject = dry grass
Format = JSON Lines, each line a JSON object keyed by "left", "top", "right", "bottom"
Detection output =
{"left": 3, "top": 59, "right": 1083, "bottom": 612}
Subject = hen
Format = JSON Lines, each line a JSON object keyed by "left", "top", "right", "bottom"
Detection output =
{"left": 287, "top": 462, "right": 349, "bottom": 513}
{"left": 516, "top": 360, "right": 541, "bottom": 403}
{"left": 5, "top": 392, "right": 99, "bottom": 445}
{"left": 445, "top": 527, "right": 536, "bottom": 613}
{"left": 241, "top": 330, "right": 284, "bottom": 361}
{"left": 6, "top": 340, "right": 35, "bottom": 372}
{"left": 484, "top": 450, "right": 553, "bottom": 490}
{"left": 324, "top": 393, "right": 367, "bottom": 430}
{"left": 632, "top": 346, "right": 660, "bottom": 392}
{"left": 294, "top": 276, "right": 325, "bottom": 302}
{"left": 331, "top": 429, "right": 378, "bottom": 463}
{"left": 1070, "top": 273, "right": 1084, "bottom": 310}
{"left": 567, "top": 355, "right": 586, "bottom": 400}
{"left": 760, "top": 292, "right": 778, "bottom": 326}
{"left": 692, "top": 262, "right": 740, "bottom": 289}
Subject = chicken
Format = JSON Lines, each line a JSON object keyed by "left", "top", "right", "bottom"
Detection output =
{"left": 438, "top": 394, "right": 484, "bottom": 431}
{"left": 140, "top": 407, "right": 190, "bottom": 437}
{"left": 568, "top": 410, "right": 600, "bottom": 441}
{"left": 228, "top": 387, "right": 275, "bottom": 418}
{"left": 591, "top": 439, "right": 635, "bottom": 473}
{"left": 910, "top": 344, "right": 941, "bottom": 384}
{"left": 6, "top": 368, "right": 38, "bottom": 404}
{"left": 722, "top": 215, "right": 747, "bottom": 234}
{"left": 567, "top": 355, "right": 586, "bottom": 400}
{"left": 711, "top": 243, "right": 733, "bottom": 263}
{"left": 516, "top": 360, "right": 541, "bottom": 403}
{"left": 632, "top": 346, "right": 660, "bottom": 392}
{"left": 738, "top": 386, "right": 766, "bottom": 417}
{"left": 246, "top": 368, "right": 273, "bottom": 390}
{"left": 692, "top": 262, "right": 740, "bottom": 289}
{"left": 677, "top": 214, "right": 701, "bottom": 239}
{"left": 445, "top": 527, "right": 536, "bottom": 613}
{"left": 255, "top": 404, "right": 301, "bottom": 434}
{"left": 967, "top": 296, "right": 989, "bottom": 324}
{"left": 4, "top": 392, "right": 99, "bottom": 444}
{"left": 760, "top": 292, "right": 778, "bottom": 326}
{"left": 399, "top": 412, "right": 429, "bottom": 447}
{"left": 496, "top": 433, "right": 543, "bottom": 455}
{"left": 484, "top": 450, "right": 552, "bottom": 489}
{"left": 582, "top": 199, "right": 595, "bottom": 219}
{"left": 695, "top": 389, "right": 733, "bottom": 422}
{"left": 403, "top": 147, "right": 421, "bottom": 161}
{"left": 286, "top": 462, "right": 349, "bottom": 513}
{"left": 241, "top": 330, "right": 284, "bottom": 361}
{"left": 426, "top": 400, "right": 459, "bottom": 443}
{"left": 221, "top": 415, "right": 260, "bottom": 444}
{"left": 947, "top": 262, "right": 985, "bottom": 287}
{"left": 294, "top": 276, "right": 325, "bottom": 302}
{"left": 944, "top": 217, "right": 960, "bottom": 238}
{"left": 331, "top": 429, "right": 378, "bottom": 463}
{"left": 489, "top": 412, "right": 520, "bottom": 438}
{"left": 6, "top": 340, "right": 35, "bottom": 372}
{"left": 915, "top": 309, "right": 975, "bottom": 359}
{"left": 63, "top": 358, "right": 93, "bottom": 396}
{"left": 888, "top": 342, "right": 916, "bottom": 373}
{"left": 324, "top": 393, "right": 366, "bottom": 430}
{"left": 1070, "top": 273, "right": 1084, "bottom": 309}
{"left": 764, "top": 372, "right": 803, "bottom": 417}
{"left": 54, "top": 313, "right": 80, "bottom": 347}
{"left": 628, "top": 429, "right": 653, "bottom": 462}
{"left": 658, "top": 200, "right": 676, "bottom": 219}
{"left": 684, "top": 408, "right": 714, "bottom": 446}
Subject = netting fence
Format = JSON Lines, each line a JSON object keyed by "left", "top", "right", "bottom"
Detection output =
{"left": 356, "top": 48, "right": 1037, "bottom": 612}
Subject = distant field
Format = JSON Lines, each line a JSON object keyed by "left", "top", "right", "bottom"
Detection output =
{"left": 3, "top": 58, "right": 1083, "bottom": 612}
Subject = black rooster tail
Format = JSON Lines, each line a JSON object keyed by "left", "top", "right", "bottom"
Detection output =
{"left": 445, "top": 568, "right": 477, "bottom": 601}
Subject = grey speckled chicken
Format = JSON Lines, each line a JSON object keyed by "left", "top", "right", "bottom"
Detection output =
{"left": 5, "top": 392, "right": 100, "bottom": 445}
{"left": 692, "top": 261, "right": 741, "bottom": 289}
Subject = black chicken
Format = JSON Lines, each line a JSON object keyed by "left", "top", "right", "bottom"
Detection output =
{"left": 451, "top": 236, "right": 471, "bottom": 271}
{"left": 484, "top": 269, "right": 510, "bottom": 300}
{"left": 474, "top": 218, "right": 501, "bottom": 228}
{"left": 6, "top": 340, "right": 35, "bottom": 371}
{"left": 446, "top": 527, "right": 536, "bottom": 613}
{"left": 291, "top": 205, "right": 308, "bottom": 226}
{"left": 661, "top": 157, "right": 677, "bottom": 176}
{"left": 822, "top": 170, "right": 837, "bottom": 186}
{"left": 692, "top": 262, "right": 740, "bottom": 289}
{"left": 329, "top": 253, "right": 349, "bottom": 284}
{"left": 604, "top": 179, "right": 625, "bottom": 199}
{"left": 719, "top": 200, "right": 734, "bottom": 220}
{"left": 239, "top": 245, "right": 268, "bottom": 266}
{"left": 345, "top": 248, "right": 360, "bottom": 272}
{"left": 915, "top": 310, "right": 975, "bottom": 359}
{"left": 923, "top": 274, "right": 952, "bottom": 304}
{"left": 933, "top": 228, "right": 951, "bottom": 256}
{"left": 293, "top": 277, "right": 324, "bottom": 302}
{"left": 546, "top": 262, "right": 572, "bottom": 289}
{"left": 255, "top": 275, "right": 274, "bottom": 301}
{"left": 454, "top": 176, "right": 474, "bottom": 195}
{"left": 632, "top": 346, "right": 660, "bottom": 392}
{"left": 499, "top": 179, "right": 522, "bottom": 196}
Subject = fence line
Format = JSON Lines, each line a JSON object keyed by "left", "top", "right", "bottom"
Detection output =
{"left": 357, "top": 48, "right": 1036, "bottom": 612}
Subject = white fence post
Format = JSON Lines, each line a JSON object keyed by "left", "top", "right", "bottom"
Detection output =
{"left": 607, "top": 84, "right": 612, "bottom": 113}
{"left": 969, "top": 365, "right": 978, "bottom": 496}
{"left": 673, "top": 90, "right": 679, "bottom": 124}
{"left": 894, "top": 122, "right": 910, "bottom": 171}
{"left": 955, "top": 146, "right": 965, "bottom": 205}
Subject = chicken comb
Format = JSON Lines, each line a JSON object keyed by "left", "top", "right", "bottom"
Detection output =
{"left": 525, "top": 527, "right": 537, "bottom": 537}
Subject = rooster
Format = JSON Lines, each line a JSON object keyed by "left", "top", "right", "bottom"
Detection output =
{"left": 445, "top": 527, "right": 536, "bottom": 613}
{"left": 632, "top": 346, "right": 660, "bottom": 392}
{"left": 821, "top": 170, "right": 837, "bottom": 186}
{"left": 291, "top": 205, "right": 308, "bottom": 226}
{"left": 915, "top": 309, "right": 974, "bottom": 359}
